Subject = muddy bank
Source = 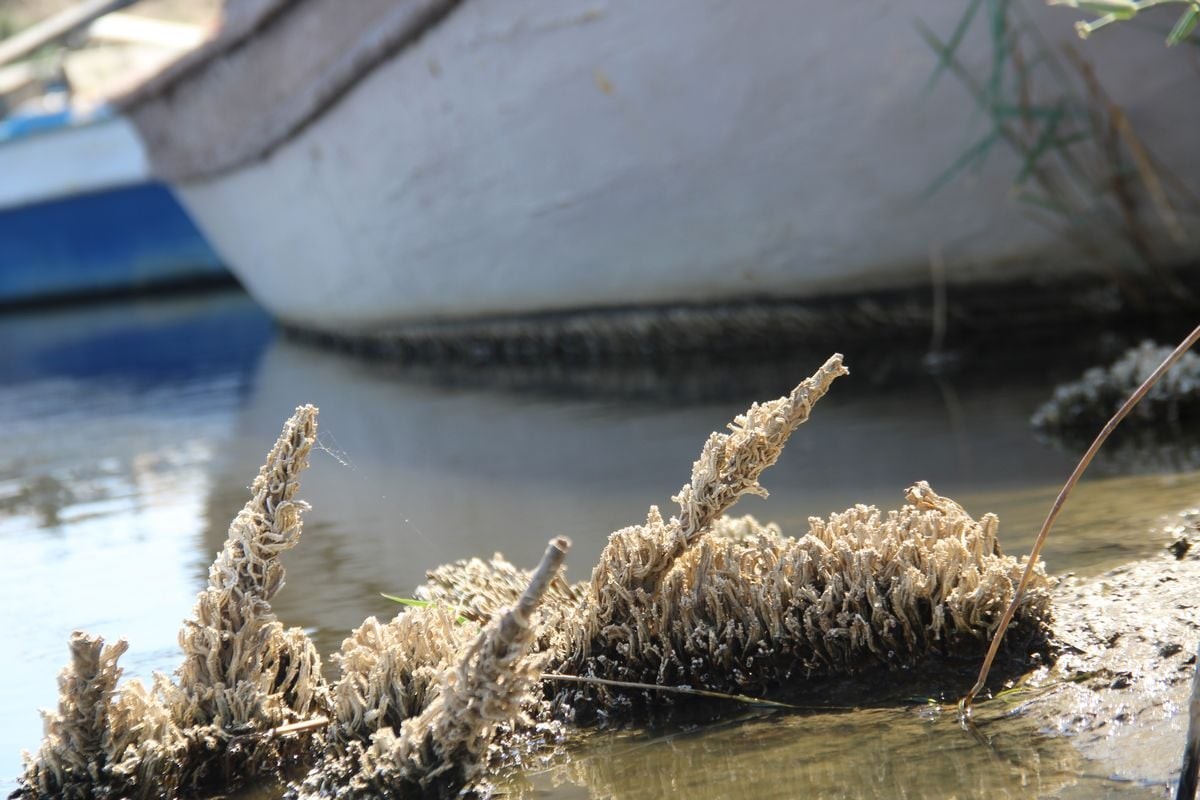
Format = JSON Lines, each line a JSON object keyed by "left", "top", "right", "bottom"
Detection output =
{"left": 1015, "top": 532, "right": 1200, "bottom": 789}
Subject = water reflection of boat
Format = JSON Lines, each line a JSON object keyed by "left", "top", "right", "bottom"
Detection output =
{"left": 122, "top": 0, "right": 1200, "bottom": 341}
{"left": 205, "top": 336, "right": 1097, "bottom": 650}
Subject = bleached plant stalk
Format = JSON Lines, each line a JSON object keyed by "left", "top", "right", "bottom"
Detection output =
{"left": 349, "top": 537, "right": 571, "bottom": 798}
{"left": 18, "top": 633, "right": 129, "bottom": 798}
{"left": 675, "top": 353, "right": 848, "bottom": 543}
{"left": 169, "top": 404, "right": 326, "bottom": 782}
{"left": 174, "top": 407, "right": 324, "bottom": 714}
{"left": 572, "top": 355, "right": 847, "bottom": 658}
{"left": 17, "top": 406, "right": 328, "bottom": 799}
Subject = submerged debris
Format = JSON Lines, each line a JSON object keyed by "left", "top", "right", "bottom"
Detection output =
{"left": 1032, "top": 340, "right": 1200, "bottom": 433}
{"left": 15, "top": 354, "right": 1056, "bottom": 799}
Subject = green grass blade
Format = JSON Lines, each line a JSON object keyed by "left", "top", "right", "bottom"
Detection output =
{"left": 1015, "top": 105, "right": 1066, "bottom": 184}
{"left": 923, "top": 130, "right": 1001, "bottom": 197}
{"left": 923, "top": 0, "right": 984, "bottom": 91}
{"left": 380, "top": 593, "right": 468, "bottom": 623}
{"left": 1167, "top": 5, "right": 1199, "bottom": 45}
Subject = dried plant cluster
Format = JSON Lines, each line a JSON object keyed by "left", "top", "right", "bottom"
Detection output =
{"left": 16, "top": 406, "right": 325, "bottom": 800}
{"left": 15, "top": 354, "right": 1054, "bottom": 799}
{"left": 15, "top": 407, "right": 569, "bottom": 800}
{"left": 553, "top": 481, "right": 1051, "bottom": 711}
{"left": 411, "top": 355, "right": 1052, "bottom": 715}
{"left": 300, "top": 538, "right": 570, "bottom": 800}
{"left": 1033, "top": 340, "right": 1200, "bottom": 432}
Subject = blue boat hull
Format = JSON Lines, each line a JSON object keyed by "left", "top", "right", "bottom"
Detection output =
{"left": 0, "top": 181, "right": 230, "bottom": 306}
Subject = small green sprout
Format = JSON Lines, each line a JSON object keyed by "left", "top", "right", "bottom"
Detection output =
{"left": 380, "top": 593, "right": 468, "bottom": 624}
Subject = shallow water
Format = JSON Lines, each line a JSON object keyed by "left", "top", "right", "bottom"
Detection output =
{"left": 1, "top": 289, "right": 1194, "bottom": 797}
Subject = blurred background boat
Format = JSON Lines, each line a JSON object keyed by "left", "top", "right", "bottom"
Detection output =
{"left": 0, "top": 0, "right": 228, "bottom": 306}
{"left": 115, "top": 0, "right": 1200, "bottom": 345}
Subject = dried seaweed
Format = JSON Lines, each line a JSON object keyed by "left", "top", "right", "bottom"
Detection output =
{"left": 168, "top": 403, "right": 327, "bottom": 788}
{"left": 406, "top": 356, "right": 1051, "bottom": 717}
{"left": 15, "top": 405, "right": 328, "bottom": 800}
{"left": 555, "top": 485, "right": 1051, "bottom": 713}
{"left": 15, "top": 354, "right": 1056, "bottom": 800}
{"left": 298, "top": 539, "right": 571, "bottom": 799}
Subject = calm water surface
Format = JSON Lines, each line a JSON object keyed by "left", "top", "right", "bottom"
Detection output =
{"left": 0, "top": 290, "right": 1193, "bottom": 797}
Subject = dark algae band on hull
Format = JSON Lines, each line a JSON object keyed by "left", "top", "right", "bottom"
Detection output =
{"left": 13, "top": 355, "right": 1058, "bottom": 799}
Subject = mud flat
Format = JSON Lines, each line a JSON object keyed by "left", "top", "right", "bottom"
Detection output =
{"left": 1016, "top": 539, "right": 1200, "bottom": 789}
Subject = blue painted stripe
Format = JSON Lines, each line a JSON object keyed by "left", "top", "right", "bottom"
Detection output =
{"left": 0, "top": 102, "right": 111, "bottom": 144}
{"left": 0, "top": 181, "right": 230, "bottom": 304}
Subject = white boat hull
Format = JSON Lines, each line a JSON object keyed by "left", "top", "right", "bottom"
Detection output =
{"left": 138, "top": 0, "right": 1200, "bottom": 334}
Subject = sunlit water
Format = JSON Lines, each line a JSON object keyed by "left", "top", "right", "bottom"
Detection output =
{"left": 0, "top": 289, "right": 1194, "bottom": 797}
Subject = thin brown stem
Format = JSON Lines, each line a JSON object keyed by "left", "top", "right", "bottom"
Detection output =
{"left": 959, "top": 323, "right": 1200, "bottom": 718}
{"left": 539, "top": 673, "right": 814, "bottom": 710}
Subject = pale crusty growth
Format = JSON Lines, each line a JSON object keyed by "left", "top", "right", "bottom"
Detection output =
{"left": 675, "top": 354, "right": 849, "bottom": 542}
{"left": 16, "top": 357, "right": 1059, "bottom": 798}
{"left": 568, "top": 356, "right": 848, "bottom": 670}
{"left": 329, "top": 608, "right": 477, "bottom": 747}
{"left": 296, "top": 607, "right": 480, "bottom": 800}
{"left": 557, "top": 483, "right": 1052, "bottom": 708}
{"left": 389, "top": 537, "right": 570, "bottom": 792}
{"left": 300, "top": 538, "right": 572, "bottom": 799}
{"left": 18, "top": 633, "right": 137, "bottom": 798}
{"left": 15, "top": 406, "right": 328, "bottom": 800}
{"left": 1033, "top": 340, "right": 1200, "bottom": 432}
{"left": 103, "top": 673, "right": 186, "bottom": 792}
{"left": 168, "top": 404, "right": 326, "bottom": 786}
{"left": 418, "top": 553, "right": 582, "bottom": 624}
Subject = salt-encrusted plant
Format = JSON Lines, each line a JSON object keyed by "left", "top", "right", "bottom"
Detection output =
{"left": 552, "top": 484, "right": 1051, "bottom": 712}
{"left": 15, "top": 355, "right": 1063, "bottom": 799}
{"left": 411, "top": 357, "right": 1051, "bottom": 718}
{"left": 168, "top": 404, "right": 327, "bottom": 786}
{"left": 15, "top": 405, "right": 328, "bottom": 799}
{"left": 573, "top": 354, "right": 849, "bottom": 653}
{"left": 299, "top": 539, "right": 571, "bottom": 799}
{"left": 18, "top": 633, "right": 141, "bottom": 798}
